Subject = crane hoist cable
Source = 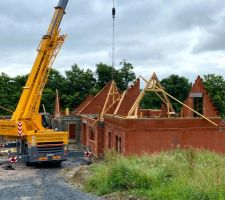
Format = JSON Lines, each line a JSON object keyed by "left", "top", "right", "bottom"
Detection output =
{"left": 112, "top": 0, "right": 116, "bottom": 80}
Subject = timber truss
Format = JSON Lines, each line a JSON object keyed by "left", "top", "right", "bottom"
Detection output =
{"left": 100, "top": 80, "right": 120, "bottom": 119}
{"left": 127, "top": 72, "right": 175, "bottom": 118}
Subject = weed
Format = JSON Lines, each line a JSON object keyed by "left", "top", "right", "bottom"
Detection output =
{"left": 83, "top": 149, "right": 225, "bottom": 199}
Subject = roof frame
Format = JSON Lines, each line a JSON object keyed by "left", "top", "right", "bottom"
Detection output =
{"left": 127, "top": 72, "right": 174, "bottom": 118}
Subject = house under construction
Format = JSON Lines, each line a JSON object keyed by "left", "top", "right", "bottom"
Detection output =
{"left": 54, "top": 73, "right": 225, "bottom": 157}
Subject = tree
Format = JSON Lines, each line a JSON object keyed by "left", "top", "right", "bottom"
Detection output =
{"left": 141, "top": 92, "right": 162, "bottom": 109}
{"left": 41, "top": 69, "right": 67, "bottom": 113}
{"left": 161, "top": 75, "right": 191, "bottom": 112}
{"left": 117, "top": 60, "right": 136, "bottom": 91}
{"left": 45, "top": 69, "right": 66, "bottom": 92}
{"left": 203, "top": 74, "right": 225, "bottom": 118}
{"left": 95, "top": 63, "right": 115, "bottom": 89}
{"left": 11, "top": 74, "right": 29, "bottom": 111}
{"left": 141, "top": 75, "right": 191, "bottom": 112}
{"left": 95, "top": 61, "right": 136, "bottom": 92}
{"left": 41, "top": 88, "right": 55, "bottom": 113}
{"left": 0, "top": 73, "right": 21, "bottom": 115}
{"left": 64, "top": 64, "right": 96, "bottom": 109}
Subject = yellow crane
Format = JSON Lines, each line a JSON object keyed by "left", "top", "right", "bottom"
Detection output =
{"left": 0, "top": 0, "right": 69, "bottom": 164}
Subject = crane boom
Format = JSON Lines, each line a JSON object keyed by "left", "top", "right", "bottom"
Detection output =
{"left": 12, "top": 0, "right": 69, "bottom": 124}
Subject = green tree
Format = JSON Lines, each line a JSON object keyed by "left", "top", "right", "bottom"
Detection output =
{"left": 141, "top": 92, "right": 162, "bottom": 109}
{"left": 161, "top": 75, "right": 191, "bottom": 112}
{"left": 11, "top": 74, "right": 29, "bottom": 112}
{"left": 203, "top": 74, "right": 225, "bottom": 118}
{"left": 0, "top": 73, "right": 18, "bottom": 115}
{"left": 95, "top": 61, "right": 136, "bottom": 92}
{"left": 141, "top": 75, "right": 191, "bottom": 112}
{"left": 41, "top": 88, "right": 55, "bottom": 113}
{"left": 41, "top": 69, "right": 67, "bottom": 113}
{"left": 45, "top": 69, "right": 66, "bottom": 92}
{"left": 117, "top": 60, "right": 136, "bottom": 91}
{"left": 64, "top": 64, "right": 96, "bottom": 109}
{"left": 96, "top": 63, "right": 115, "bottom": 89}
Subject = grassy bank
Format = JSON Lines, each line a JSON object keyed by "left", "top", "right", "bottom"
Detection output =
{"left": 83, "top": 149, "right": 225, "bottom": 200}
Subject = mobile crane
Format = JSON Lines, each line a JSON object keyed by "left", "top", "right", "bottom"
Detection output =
{"left": 0, "top": 0, "right": 69, "bottom": 164}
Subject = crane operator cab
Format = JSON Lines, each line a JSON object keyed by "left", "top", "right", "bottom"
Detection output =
{"left": 40, "top": 113, "right": 52, "bottom": 129}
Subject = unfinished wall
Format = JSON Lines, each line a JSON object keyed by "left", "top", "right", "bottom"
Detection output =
{"left": 115, "top": 78, "right": 140, "bottom": 116}
{"left": 182, "top": 76, "right": 219, "bottom": 117}
{"left": 77, "top": 83, "right": 111, "bottom": 114}
{"left": 76, "top": 75, "right": 224, "bottom": 157}
{"left": 80, "top": 116, "right": 105, "bottom": 156}
{"left": 104, "top": 116, "right": 225, "bottom": 155}
{"left": 51, "top": 115, "right": 81, "bottom": 142}
{"left": 76, "top": 81, "right": 120, "bottom": 115}
{"left": 104, "top": 123, "right": 126, "bottom": 154}
{"left": 74, "top": 95, "right": 94, "bottom": 114}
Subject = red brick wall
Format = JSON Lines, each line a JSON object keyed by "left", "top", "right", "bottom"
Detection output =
{"left": 116, "top": 78, "right": 140, "bottom": 116}
{"left": 182, "top": 76, "right": 219, "bottom": 117}
{"left": 124, "top": 127, "right": 225, "bottom": 155}
{"left": 97, "top": 123, "right": 105, "bottom": 156}
{"left": 80, "top": 116, "right": 105, "bottom": 157}
{"left": 77, "top": 82, "right": 120, "bottom": 116}
{"left": 74, "top": 96, "right": 93, "bottom": 114}
{"left": 78, "top": 83, "right": 112, "bottom": 114}
{"left": 104, "top": 116, "right": 225, "bottom": 155}
{"left": 139, "top": 109, "right": 163, "bottom": 118}
{"left": 104, "top": 124, "right": 126, "bottom": 154}
{"left": 77, "top": 76, "right": 224, "bottom": 157}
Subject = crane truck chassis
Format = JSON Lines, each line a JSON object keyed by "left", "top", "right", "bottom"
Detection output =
{"left": 0, "top": 0, "right": 70, "bottom": 164}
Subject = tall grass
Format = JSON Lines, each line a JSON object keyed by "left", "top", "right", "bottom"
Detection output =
{"left": 84, "top": 149, "right": 225, "bottom": 199}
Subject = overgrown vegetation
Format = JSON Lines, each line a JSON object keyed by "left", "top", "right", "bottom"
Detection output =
{"left": 84, "top": 149, "right": 225, "bottom": 200}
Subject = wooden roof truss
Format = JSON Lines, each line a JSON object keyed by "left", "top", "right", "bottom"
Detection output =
{"left": 127, "top": 72, "right": 175, "bottom": 118}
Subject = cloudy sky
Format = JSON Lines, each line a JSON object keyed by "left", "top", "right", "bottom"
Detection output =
{"left": 0, "top": 0, "right": 225, "bottom": 82}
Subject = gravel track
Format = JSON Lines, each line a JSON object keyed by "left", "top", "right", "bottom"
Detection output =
{"left": 0, "top": 159, "right": 102, "bottom": 200}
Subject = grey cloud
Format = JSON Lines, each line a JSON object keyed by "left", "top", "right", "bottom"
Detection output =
{"left": 193, "top": 20, "right": 225, "bottom": 53}
{"left": 0, "top": 0, "right": 224, "bottom": 80}
{"left": 167, "top": 0, "right": 220, "bottom": 30}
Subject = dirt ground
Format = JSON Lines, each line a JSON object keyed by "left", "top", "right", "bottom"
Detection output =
{"left": 0, "top": 157, "right": 102, "bottom": 200}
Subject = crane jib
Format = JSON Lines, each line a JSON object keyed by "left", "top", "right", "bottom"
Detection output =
{"left": 11, "top": 0, "right": 69, "bottom": 121}
{"left": 56, "top": 0, "right": 69, "bottom": 11}
{"left": 47, "top": 0, "right": 69, "bottom": 37}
